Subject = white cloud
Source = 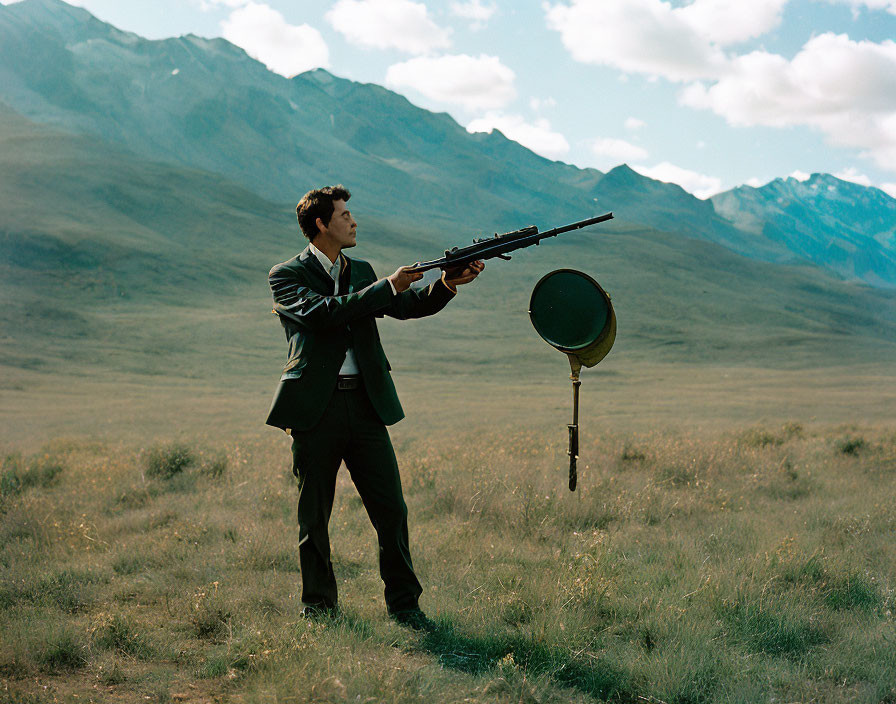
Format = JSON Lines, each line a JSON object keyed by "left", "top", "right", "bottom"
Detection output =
{"left": 220, "top": 2, "right": 329, "bottom": 77}
{"left": 789, "top": 170, "right": 811, "bottom": 181}
{"left": 814, "top": 0, "right": 896, "bottom": 15}
{"left": 198, "top": 0, "right": 248, "bottom": 10}
{"left": 544, "top": 0, "right": 786, "bottom": 82}
{"left": 680, "top": 34, "right": 896, "bottom": 172}
{"left": 449, "top": 0, "right": 497, "bottom": 29}
{"left": 466, "top": 113, "right": 570, "bottom": 160}
{"left": 541, "top": 1, "right": 896, "bottom": 175}
{"left": 326, "top": 0, "right": 451, "bottom": 55}
{"left": 833, "top": 167, "right": 873, "bottom": 186}
{"left": 632, "top": 162, "right": 725, "bottom": 199}
{"left": 586, "top": 137, "right": 649, "bottom": 166}
{"left": 530, "top": 97, "right": 557, "bottom": 111}
{"left": 385, "top": 54, "right": 515, "bottom": 111}
{"left": 677, "top": 0, "right": 788, "bottom": 45}
{"left": 881, "top": 183, "right": 896, "bottom": 198}
{"left": 624, "top": 117, "right": 646, "bottom": 130}
{"left": 545, "top": 0, "right": 725, "bottom": 81}
{"left": 746, "top": 177, "right": 766, "bottom": 187}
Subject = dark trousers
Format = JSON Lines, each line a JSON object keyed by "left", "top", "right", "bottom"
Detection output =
{"left": 290, "top": 385, "right": 422, "bottom": 614}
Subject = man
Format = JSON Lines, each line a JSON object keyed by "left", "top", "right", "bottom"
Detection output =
{"left": 266, "top": 185, "right": 483, "bottom": 630}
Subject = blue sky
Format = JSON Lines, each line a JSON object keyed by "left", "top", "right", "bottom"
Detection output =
{"left": 10, "top": 0, "right": 896, "bottom": 198}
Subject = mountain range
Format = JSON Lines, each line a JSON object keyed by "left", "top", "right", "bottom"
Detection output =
{"left": 1, "top": 0, "right": 895, "bottom": 388}
{"left": 712, "top": 174, "right": 896, "bottom": 287}
{"left": 2, "top": 0, "right": 895, "bottom": 288}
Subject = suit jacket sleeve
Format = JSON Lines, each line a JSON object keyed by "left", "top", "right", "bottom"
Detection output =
{"left": 382, "top": 273, "right": 456, "bottom": 320}
{"left": 269, "top": 262, "right": 393, "bottom": 331}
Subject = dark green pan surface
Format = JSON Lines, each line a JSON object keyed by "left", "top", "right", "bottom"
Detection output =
{"left": 530, "top": 270, "right": 609, "bottom": 350}
{"left": 529, "top": 269, "right": 616, "bottom": 368}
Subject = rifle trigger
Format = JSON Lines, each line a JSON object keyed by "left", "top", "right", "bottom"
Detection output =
{"left": 497, "top": 254, "right": 512, "bottom": 261}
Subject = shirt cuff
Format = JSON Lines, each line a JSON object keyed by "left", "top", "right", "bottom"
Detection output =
{"left": 387, "top": 278, "right": 398, "bottom": 295}
{"left": 440, "top": 271, "right": 457, "bottom": 294}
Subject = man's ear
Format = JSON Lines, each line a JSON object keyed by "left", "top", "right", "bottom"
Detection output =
{"left": 315, "top": 217, "right": 326, "bottom": 236}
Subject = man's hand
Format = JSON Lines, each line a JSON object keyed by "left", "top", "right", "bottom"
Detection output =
{"left": 444, "top": 260, "right": 485, "bottom": 288}
{"left": 388, "top": 265, "right": 424, "bottom": 293}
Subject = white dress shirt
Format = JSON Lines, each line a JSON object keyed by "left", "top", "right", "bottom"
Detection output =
{"left": 308, "top": 242, "right": 362, "bottom": 376}
{"left": 307, "top": 244, "right": 449, "bottom": 376}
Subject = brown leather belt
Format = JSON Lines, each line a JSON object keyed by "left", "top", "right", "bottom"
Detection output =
{"left": 336, "top": 375, "right": 362, "bottom": 390}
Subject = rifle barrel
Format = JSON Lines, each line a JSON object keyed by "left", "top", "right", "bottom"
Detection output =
{"left": 408, "top": 212, "right": 613, "bottom": 273}
{"left": 540, "top": 212, "right": 614, "bottom": 238}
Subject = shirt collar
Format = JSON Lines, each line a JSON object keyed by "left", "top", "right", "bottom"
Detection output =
{"left": 309, "top": 242, "right": 340, "bottom": 280}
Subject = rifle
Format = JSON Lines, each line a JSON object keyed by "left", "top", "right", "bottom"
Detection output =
{"left": 406, "top": 213, "right": 614, "bottom": 273}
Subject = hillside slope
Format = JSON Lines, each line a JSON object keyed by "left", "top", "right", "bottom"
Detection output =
{"left": 3, "top": 104, "right": 895, "bottom": 387}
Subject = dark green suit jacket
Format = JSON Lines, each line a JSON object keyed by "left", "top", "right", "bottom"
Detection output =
{"left": 265, "top": 246, "right": 455, "bottom": 431}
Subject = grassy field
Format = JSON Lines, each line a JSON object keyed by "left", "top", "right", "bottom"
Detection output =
{"left": 3, "top": 29, "right": 896, "bottom": 702}
{"left": 1, "top": 394, "right": 894, "bottom": 703}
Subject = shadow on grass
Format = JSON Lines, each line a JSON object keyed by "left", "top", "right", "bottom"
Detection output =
{"left": 300, "top": 612, "right": 637, "bottom": 700}
{"left": 416, "top": 619, "right": 637, "bottom": 702}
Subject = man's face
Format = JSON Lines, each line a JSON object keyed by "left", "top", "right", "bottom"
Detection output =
{"left": 320, "top": 199, "right": 357, "bottom": 250}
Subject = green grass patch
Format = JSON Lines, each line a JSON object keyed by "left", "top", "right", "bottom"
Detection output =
{"left": 35, "top": 629, "right": 88, "bottom": 672}
{"left": 823, "top": 572, "right": 882, "bottom": 612}
{"left": 621, "top": 444, "right": 647, "bottom": 461}
{"left": 722, "top": 595, "right": 828, "bottom": 657}
{"left": 109, "top": 484, "right": 161, "bottom": 511}
{"left": 740, "top": 423, "right": 804, "bottom": 448}
{"left": 0, "top": 692, "right": 50, "bottom": 704}
{"left": 0, "top": 569, "right": 102, "bottom": 613}
{"left": 775, "top": 550, "right": 883, "bottom": 612}
{"left": 94, "top": 652, "right": 129, "bottom": 685}
{"left": 112, "top": 553, "right": 158, "bottom": 576}
{"left": 740, "top": 429, "right": 785, "bottom": 447}
{"left": 144, "top": 444, "right": 195, "bottom": 479}
{"left": 199, "top": 453, "right": 227, "bottom": 479}
{"left": 197, "top": 653, "right": 232, "bottom": 679}
{"left": 191, "top": 604, "right": 231, "bottom": 642}
{"left": 1, "top": 454, "right": 65, "bottom": 497}
{"left": 837, "top": 436, "right": 867, "bottom": 455}
{"left": 660, "top": 464, "right": 696, "bottom": 487}
{"left": 92, "top": 615, "right": 153, "bottom": 659}
{"left": 417, "top": 621, "right": 634, "bottom": 700}
{"left": 244, "top": 545, "right": 298, "bottom": 572}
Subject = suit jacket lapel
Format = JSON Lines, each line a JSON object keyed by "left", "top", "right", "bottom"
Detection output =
{"left": 298, "top": 246, "right": 334, "bottom": 293}
{"left": 299, "top": 246, "right": 355, "bottom": 295}
{"left": 337, "top": 254, "right": 352, "bottom": 295}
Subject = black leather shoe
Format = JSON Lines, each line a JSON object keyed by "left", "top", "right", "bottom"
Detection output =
{"left": 300, "top": 604, "right": 337, "bottom": 620}
{"left": 390, "top": 609, "right": 436, "bottom": 632}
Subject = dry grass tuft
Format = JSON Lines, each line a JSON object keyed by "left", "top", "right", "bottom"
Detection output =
{"left": 144, "top": 443, "right": 195, "bottom": 479}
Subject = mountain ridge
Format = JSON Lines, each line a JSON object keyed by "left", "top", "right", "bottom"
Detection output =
{"left": 711, "top": 173, "right": 896, "bottom": 286}
{"left": 1, "top": 0, "right": 894, "bottom": 287}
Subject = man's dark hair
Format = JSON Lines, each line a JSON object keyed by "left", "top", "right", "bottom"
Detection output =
{"left": 296, "top": 185, "right": 351, "bottom": 241}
